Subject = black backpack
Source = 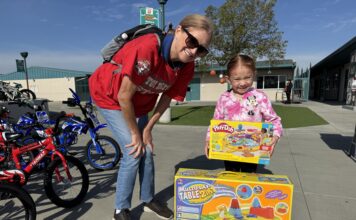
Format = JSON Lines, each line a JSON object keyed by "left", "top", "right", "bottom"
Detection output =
{"left": 101, "top": 24, "right": 165, "bottom": 63}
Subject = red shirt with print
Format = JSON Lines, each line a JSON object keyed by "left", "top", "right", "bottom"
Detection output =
{"left": 89, "top": 34, "right": 194, "bottom": 116}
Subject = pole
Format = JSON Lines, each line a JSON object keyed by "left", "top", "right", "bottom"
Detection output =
{"left": 20, "top": 51, "right": 29, "bottom": 90}
{"left": 160, "top": 4, "right": 165, "bottom": 30}
{"left": 23, "top": 57, "right": 29, "bottom": 90}
{"left": 157, "top": 0, "right": 167, "bottom": 30}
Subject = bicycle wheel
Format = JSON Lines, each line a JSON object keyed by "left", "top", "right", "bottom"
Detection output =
{"left": 86, "top": 135, "right": 121, "bottom": 171}
{"left": 44, "top": 155, "right": 89, "bottom": 208}
{"left": 19, "top": 89, "right": 36, "bottom": 100}
{"left": 0, "top": 183, "right": 36, "bottom": 220}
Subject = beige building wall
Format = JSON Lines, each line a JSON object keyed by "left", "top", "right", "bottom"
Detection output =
{"left": 5, "top": 78, "right": 75, "bottom": 101}
{"left": 200, "top": 74, "right": 228, "bottom": 101}
{"left": 198, "top": 76, "right": 289, "bottom": 102}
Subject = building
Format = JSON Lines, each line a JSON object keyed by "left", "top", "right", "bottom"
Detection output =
{"left": 310, "top": 36, "right": 356, "bottom": 104}
{"left": 0, "top": 59, "right": 296, "bottom": 102}
{"left": 192, "top": 59, "right": 296, "bottom": 102}
{"left": 0, "top": 66, "right": 90, "bottom": 101}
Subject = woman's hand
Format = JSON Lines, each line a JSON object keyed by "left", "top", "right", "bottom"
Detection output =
{"left": 126, "top": 132, "right": 145, "bottom": 158}
{"left": 204, "top": 141, "right": 210, "bottom": 159}
{"left": 143, "top": 126, "right": 154, "bottom": 152}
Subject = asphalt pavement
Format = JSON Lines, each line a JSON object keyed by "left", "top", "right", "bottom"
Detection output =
{"left": 27, "top": 100, "right": 356, "bottom": 220}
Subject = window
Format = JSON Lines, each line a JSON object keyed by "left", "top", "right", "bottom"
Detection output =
{"left": 257, "top": 75, "right": 287, "bottom": 89}
{"left": 257, "top": 77, "right": 263, "bottom": 89}
{"left": 264, "top": 76, "right": 278, "bottom": 88}
{"left": 279, "top": 75, "right": 286, "bottom": 89}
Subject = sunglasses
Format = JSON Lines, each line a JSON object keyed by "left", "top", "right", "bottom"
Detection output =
{"left": 182, "top": 27, "right": 209, "bottom": 57}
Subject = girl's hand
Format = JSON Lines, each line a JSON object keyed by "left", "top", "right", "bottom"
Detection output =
{"left": 204, "top": 141, "right": 210, "bottom": 159}
{"left": 126, "top": 132, "right": 145, "bottom": 158}
{"left": 266, "top": 136, "right": 279, "bottom": 156}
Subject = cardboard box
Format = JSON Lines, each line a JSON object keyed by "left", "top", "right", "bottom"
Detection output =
{"left": 175, "top": 168, "right": 293, "bottom": 220}
{"left": 209, "top": 120, "right": 274, "bottom": 165}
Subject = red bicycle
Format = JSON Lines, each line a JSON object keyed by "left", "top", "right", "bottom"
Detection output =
{"left": 0, "top": 169, "right": 36, "bottom": 220}
{"left": 0, "top": 112, "right": 89, "bottom": 208}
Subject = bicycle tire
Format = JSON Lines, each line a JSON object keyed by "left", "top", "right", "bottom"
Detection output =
{"left": 0, "top": 183, "right": 36, "bottom": 220}
{"left": 86, "top": 135, "right": 121, "bottom": 171}
{"left": 44, "top": 155, "right": 89, "bottom": 208}
{"left": 19, "top": 89, "right": 36, "bottom": 100}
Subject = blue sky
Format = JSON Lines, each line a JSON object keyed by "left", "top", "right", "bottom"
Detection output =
{"left": 0, "top": 0, "right": 355, "bottom": 74}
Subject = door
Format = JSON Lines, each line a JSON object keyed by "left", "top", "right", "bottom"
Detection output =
{"left": 186, "top": 78, "right": 200, "bottom": 101}
{"left": 75, "top": 77, "right": 90, "bottom": 101}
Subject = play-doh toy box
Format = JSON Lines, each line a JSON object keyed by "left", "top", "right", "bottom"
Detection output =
{"left": 175, "top": 168, "right": 293, "bottom": 220}
{"left": 209, "top": 120, "right": 274, "bottom": 165}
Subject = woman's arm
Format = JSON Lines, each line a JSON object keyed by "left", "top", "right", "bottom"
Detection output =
{"left": 143, "top": 94, "right": 172, "bottom": 151}
{"left": 118, "top": 75, "right": 145, "bottom": 158}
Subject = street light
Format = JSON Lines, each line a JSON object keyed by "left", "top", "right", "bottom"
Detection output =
{"left": 157, "top": 0, "right": 168, "bottom": 30}
{"left": 20, "top": 51, "right": 29, "bottom": 90}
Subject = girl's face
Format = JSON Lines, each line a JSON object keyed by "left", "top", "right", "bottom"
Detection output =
{"left": 171, "top": 26, "right": 211, "bottom": 63}
{"left": 227, "top": 65, "right": 254, "bottom": 95}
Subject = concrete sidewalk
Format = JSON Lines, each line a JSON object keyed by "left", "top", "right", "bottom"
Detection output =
{"left": 30, "top": 100, "right": 356, "bottom": 220}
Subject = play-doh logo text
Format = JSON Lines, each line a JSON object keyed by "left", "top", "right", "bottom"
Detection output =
{"left": 212, "top": 123, "right": 234, "bottom": 133}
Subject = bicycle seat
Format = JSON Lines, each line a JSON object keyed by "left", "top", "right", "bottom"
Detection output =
{"left": 3, "top": 133, "right": 23, "bottom": 142}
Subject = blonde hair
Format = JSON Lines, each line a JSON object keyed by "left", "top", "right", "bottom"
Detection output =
{"left": 179, "top": 14, "right": 213, "bottom": 37}
{"left": 227, "top": 54, "right": 256, "bottom": 76}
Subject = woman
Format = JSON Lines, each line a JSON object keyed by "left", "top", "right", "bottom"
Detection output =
{"left": 89, "top": 14, "right": 213, "bottom": 220}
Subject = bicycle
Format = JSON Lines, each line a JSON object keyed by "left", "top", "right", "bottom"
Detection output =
{"left": 0, "top": 169, "right": 36, "bottom": 220}
{"left": 62, "top": 88, "right": 121, "bottom": 170}
{"left": 0, "top": 81, "right": 36, "bottom": 101}
{"left": 0, "top": 112, "right": 89, "bottom": 208}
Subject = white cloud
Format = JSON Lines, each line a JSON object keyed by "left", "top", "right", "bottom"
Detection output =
{"left": 84, "top": 4, "right": 127, "bottom": 22}
{"left": 132, "top": 3, "right": 148, "bottom": 9}
{"left": 321, "top": 16, "right": 356, "bottom": 32}
{"left": 285, "top": 52, "right": 328, "bottom": 69}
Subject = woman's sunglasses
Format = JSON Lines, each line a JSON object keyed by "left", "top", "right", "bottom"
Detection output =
{"left": 182, "top": 27, "right": 209, "bottom": 57}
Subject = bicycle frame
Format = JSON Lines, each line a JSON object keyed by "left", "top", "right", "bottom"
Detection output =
{"left": 0, "top": 81, "right": 20, "bottom": 100}
{"left": 65, "top": 88, "right": 107, "bottom": 154}
{"left": 9, "top": 131, "right": 71, "bottom": 181}
{"left": 0, "top": 169, "right": 26, "bottom": 184}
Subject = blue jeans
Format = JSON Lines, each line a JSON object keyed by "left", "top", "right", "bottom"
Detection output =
{"left": 97, "top": 107, "right": 154, "bottom": 209}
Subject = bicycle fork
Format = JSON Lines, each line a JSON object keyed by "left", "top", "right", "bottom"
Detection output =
{"left": 51, "top": 151, "right": 72, "bottom": 182}
{"left": 89, "top": 129, "right": 104, "bottom": 154}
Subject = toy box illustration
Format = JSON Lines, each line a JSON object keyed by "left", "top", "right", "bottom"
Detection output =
{"left": 209, "top": 120, "right": 274, "bottom": 165}
{"left": 175, "top": 168, "right": 293, "bottom": 220}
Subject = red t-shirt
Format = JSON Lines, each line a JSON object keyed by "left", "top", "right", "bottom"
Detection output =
{"left": 89, "top": 34, "right": 194, "bottom": 116}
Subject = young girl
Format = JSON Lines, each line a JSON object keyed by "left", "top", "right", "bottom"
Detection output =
{"left": 205, "top": 54, "right": 283, "bottom": 173}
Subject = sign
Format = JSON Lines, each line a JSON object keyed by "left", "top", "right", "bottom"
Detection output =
{"left": 16, "top": 59, "right": 25, "bottom": 72}
{"left": 140, "top": 7, "right": 160, "bottom": 27}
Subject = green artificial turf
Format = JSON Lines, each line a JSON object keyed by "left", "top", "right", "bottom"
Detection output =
{"left": 272, "top": 104, "right": 328, "bottom": 128}
{"left": 153, "top": 104, "right": 328, "bottom": 128}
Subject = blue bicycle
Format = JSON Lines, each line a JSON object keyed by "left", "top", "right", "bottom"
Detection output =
{"left": 62, "top": 88, "right": 121, "bottom": 170}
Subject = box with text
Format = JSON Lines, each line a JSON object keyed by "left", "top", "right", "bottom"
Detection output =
{"left": 175, "top": 168, "right": 293, "bottom": 220}
{"left": 209, "top": 120, "right": 274, "bottom": 164}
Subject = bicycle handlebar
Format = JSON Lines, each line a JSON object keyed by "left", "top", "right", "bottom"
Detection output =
{"left": 53, "top": 111, "right": 68, "bottom": 134}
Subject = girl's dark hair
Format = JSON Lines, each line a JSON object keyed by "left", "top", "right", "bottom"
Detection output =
{"left": 227, "top": 54, "right": 256, "bottom": 76}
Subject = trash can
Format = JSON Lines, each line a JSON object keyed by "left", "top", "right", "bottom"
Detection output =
{"left": 159, "top": 107, "right": 171, "bottom": 123}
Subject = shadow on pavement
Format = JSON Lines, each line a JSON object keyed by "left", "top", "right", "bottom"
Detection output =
{"left": 131, "top": 154, "right": 272, "bottom": 219}
{"left": 320, "top": 133, "right": 353, "bottom": 150}
{"left": 320, "top": 133, "right": 354, "bottom": 159}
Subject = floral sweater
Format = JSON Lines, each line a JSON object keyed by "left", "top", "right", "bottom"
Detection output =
{"left": 206, "top": 88, "right": 283, "bottom": 141}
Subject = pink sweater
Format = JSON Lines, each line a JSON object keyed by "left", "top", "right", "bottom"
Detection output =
{"left": 206, "top": 88, "right": 283, "bottom": 141}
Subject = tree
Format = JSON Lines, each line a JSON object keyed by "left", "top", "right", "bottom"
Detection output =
{"left": 204, "top": 0, "right": 287, "bottom": 65}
